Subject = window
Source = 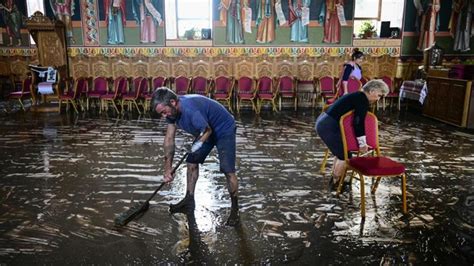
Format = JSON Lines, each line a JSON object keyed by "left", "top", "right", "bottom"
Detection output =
{"left": 26, "top": 0, "right": 46, "bottom": 44}
{"left": 165, "top": 0, "right": 212, "bottom": 40}
{"left": 353, "top": 0, "right": 404, "bottom": 38}
{"left": 354, "top": 0, "right": 381, "bottom": 19}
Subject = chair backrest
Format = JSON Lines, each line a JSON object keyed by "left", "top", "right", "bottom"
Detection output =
{"left": 347, "top": 78, "right": 362, "bottom": 94}
{"left": 152, "top": 76, "right": 167, "bottom": 89}
{"left": 76, "top": 77, "right": 88, "bottom": 96}
{"left": 278, "top": 76, "right": 294, "bottom": 95}
{"left": 213, "top": 76, "right": 233, "bottom": 96}
{"left": 237, "top": 76, "right": 254, "bottom": 94}
{"left": 339, "top": 111, "right": 379, "bottom": 160}
{"left": 380, "top": 76, "right": 393, "bottom": 92}
{"left": 92, "top": 76, "right": 108, "bottom": 93}
{"left": 109, "top": 76, "right": 127, "bottom": 97}
{"left": 132, "top": 77, "right": 144, "bottom": 92}
{"left": 256, "top": 76, "right": 273, "bottom": 95}
{"left": 360, "top": 76, "right": 369, "bottom": 85}
{"left": 174, "top": 76, "right": 190, "bottom": 95}
{"left": 191, "top": 76, "right": 208, "bottom": 95}
{"left": 22, "top": 76, "right": 32, "bottom": 93}
{"left": 319, "top": 76, "right": 334, "bottom": 93}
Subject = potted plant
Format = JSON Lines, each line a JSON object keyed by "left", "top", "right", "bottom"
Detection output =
{"left": 358, "top": 21, "right": 376, "bottom": 39}
{"left": 184, "top": 28, "right": 196, "bottom": 40}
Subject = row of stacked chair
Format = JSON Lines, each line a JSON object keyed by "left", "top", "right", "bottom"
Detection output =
{"left": 8, "top": 74, "right": 400, "bottom": 114}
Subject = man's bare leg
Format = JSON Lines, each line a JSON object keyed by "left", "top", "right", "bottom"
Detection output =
{"left": 225, "top": 172, "right": 239, "bottom": 226}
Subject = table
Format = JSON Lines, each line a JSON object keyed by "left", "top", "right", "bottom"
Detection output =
{"left": 398, "top": 80, "right": 428, "bottom": 109}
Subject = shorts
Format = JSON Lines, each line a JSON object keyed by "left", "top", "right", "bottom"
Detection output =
{"left": 186, "top": 130, "right": 236, "bottom": 174}
{"left": 315, "top": 112, "right": 345, "bottom": 160}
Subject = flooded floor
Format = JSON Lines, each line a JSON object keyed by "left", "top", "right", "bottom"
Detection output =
{"left": 0, "top": 106, "right": 473, "bottom": 264}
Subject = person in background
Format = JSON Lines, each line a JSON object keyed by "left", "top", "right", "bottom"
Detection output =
{"left": 316, "top": 80, "right": 389, "bottom": 189}
{"left": 336, "top": 48, "right": 364, "bottom": 95}
{"left": 151, "top": 88, "right": 240, "bottom": 226}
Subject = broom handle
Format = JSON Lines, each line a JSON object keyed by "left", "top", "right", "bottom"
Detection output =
{"left": 145, "top": 152, "right": 189, "bottom": 203}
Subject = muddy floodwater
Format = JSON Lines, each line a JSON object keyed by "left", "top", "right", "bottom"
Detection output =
{"left": 0, "top": 109, "right": 473, "bottom": 264}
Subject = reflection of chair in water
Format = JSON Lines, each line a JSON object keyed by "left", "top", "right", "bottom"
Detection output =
{"left": 8, "top": 75, "right": 32, "bottom": 111}
{"left": 337, "top": 111, "right": 408, "bottom": 218}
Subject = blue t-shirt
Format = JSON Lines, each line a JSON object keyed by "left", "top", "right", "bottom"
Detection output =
{"left": 166, "top": 95, "right": 236, "bottom": 139}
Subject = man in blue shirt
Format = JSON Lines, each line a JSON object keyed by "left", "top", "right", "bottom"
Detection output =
{"left": 151, "top": 88, "right": 240, "bottom": 226}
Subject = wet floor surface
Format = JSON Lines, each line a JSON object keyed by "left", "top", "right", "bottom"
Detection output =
{"left": 0, "top": 107, "right": 473, "bottom": 264}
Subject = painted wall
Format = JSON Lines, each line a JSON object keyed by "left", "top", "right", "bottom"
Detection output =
{"left": 401, "top": 0, "right": 474, "bottom": 58}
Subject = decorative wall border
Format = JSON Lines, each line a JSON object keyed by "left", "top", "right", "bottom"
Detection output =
{"left": 0, "top": 47, "right": 400, "bottom": 58}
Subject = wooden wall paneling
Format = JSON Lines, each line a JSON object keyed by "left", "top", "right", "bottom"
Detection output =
{"left": 0, "top": 60, "right": 9, "bottom": 75}
{"left": 172, "top": 59, "right": 191, "bottom": 77}
{"left": 256, "top": 58, "right": 273, "bottom": 78}
{"left": 72, "top": 59, "right": 90, "bottom": 78}
{"left": 191, "top": 59, "right": 211, "bottom": 78}
{"left": 113, "top": 59, "right": 131, "bottom": 78}
{"left": 296, "top": 59, "right": 315, "bottom": 108}
{"left": 92, "top": 59, "right": 111, "bottom": 78}
{"left": 234, "top": 59, "right": 254, "bottom": 78}
{"left": 213, "top": 59, "right": 232, "bottom": 77}
{"left": 376, "top": 56, "right": 396, "bottom": 78}
{"left": 150, "top": 59, "right": 171, "bottom": 78}
{"left": 10, "top": 59, "right": 29, "bottom": 79}
{"left": 275, "top": 58, "right": 296, "bottom": 77}
{"left": 131, "top": 60, "right": 149, "bottom": 78}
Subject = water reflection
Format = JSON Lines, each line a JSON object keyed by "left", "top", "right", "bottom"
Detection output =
{"left": 0, "top": 110, "right": 473, "bottom": 264}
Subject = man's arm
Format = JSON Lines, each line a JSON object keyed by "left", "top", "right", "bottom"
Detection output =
{"left": 163, "top": 123, "right": 176, "bottom": 183}
{"left": 190, "top": 127, "right": 213, "bottom": 153}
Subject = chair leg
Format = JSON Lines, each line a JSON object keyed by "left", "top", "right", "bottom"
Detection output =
{"left": 133, "top": 100, "right": 141, "bottom": 114}
{"left": 70, "top": 100, "right": 79, "bottom": 114}
{"left": 371, "top": 177, "right": 382, "bottom": 194}
{"left": 402, "top": 173, "right": 407, "bottom": 214}
{"left": 320, "top": 148, "right": 329, "bottom": 173}
{"left": 279, "top": 96, "right": 282, "bottom": 111}
{"left": 359, "top": 173, "right": 366, "bottom": 218}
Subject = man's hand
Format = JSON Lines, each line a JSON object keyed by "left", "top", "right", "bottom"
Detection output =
{"left": 163, "top": 169, "right": 174, "bottom": 183}
{"left": 191, "top": 140, "right": 203, "bottom": 153}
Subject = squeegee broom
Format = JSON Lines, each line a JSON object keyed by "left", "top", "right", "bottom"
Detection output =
{"left": 114, "top": 152, "right": 189, "bottom": 226}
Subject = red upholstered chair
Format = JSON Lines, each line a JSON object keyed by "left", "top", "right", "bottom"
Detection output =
{"left": 174, "top": 76, "right": 191, "bottom": 95}
{"left": 191, "top": 76, "right": 210, "bottom": 96}
{"left": 75, "top": 77, "right": 89, "bottom": 111}
{"left": 122, "top": 76, "right": 147, "bottom": 114}
{"left": 276, "top": 75, "right": 297, "bottom": 111}
{"left": 360, "top": 76, "right": 370, "bottom": 86}
{"left": 58, "top": 77, "right": 81, "bottom": 113}
{"left": 100, "top": 76, "right": 127, "bottom": 113}
{"left": 9, "top": 75, "right": 32, "bottom": 111}
{"left": 380, "top": 76, "right": 398, "bottom": 110}
{"left": 87, "top": 76, "right": 109, "bottom": 110}
{"left": 151, "top": 76, "right": 167, "bottom": 90}
{"left": 256, "top": 76, "right": 276, "bottom": 113}
{"left": 337, "top": 111, "right": 408, "bottom": 218}
{"left": 347, "top": 77, "right": 362, "bottom": 93}
{"left": 319, "top": 76, "right": 336, "bottom": 107}
{"left": 236, "top": 76, "right": 257, "bottom": 112}
{"left": 211, "top": 76, "right": 234, "bottom": 111}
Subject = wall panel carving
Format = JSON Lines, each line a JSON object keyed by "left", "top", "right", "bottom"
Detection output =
{"left": 191, "top": 60, "right": 211, "bottom": 77}
{"left": 256, "top": 59, "right": 273, "bottom": 78}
